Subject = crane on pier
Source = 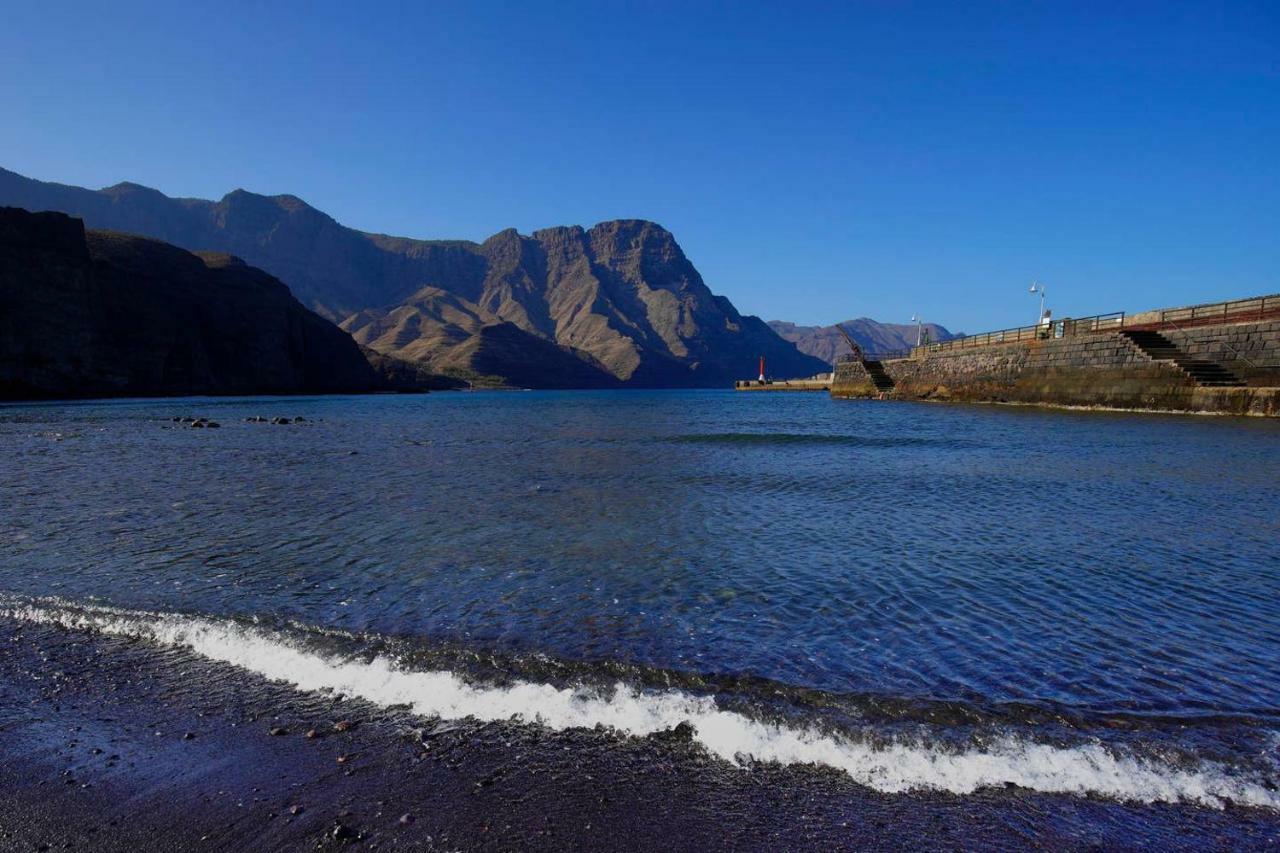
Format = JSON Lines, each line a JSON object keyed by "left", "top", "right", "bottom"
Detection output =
{"left": 834, "top": 323, "right": 863, "bottom": 362}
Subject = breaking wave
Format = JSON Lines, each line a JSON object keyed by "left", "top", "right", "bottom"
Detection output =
{"left": 3, "top": 595, "right": 1277, "bottom": 810}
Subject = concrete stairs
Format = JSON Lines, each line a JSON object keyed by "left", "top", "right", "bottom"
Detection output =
{"left": 1120, "top": 330, "right": 1245, "bottom": 387}
{"left": 862, "top": 360, "right": 896, "bottom": 392}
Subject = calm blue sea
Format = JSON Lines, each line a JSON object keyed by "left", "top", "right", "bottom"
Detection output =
{"left": 2, "top": 390, "right": 1279, "bottom": 812}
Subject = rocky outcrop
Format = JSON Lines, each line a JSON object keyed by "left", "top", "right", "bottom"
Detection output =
{"left": 0, "top": 167, "right": 828, "bottom": 387}
{"left": 769, "top": 318, "right": 957, "bottom": 364}
{"left": 0, "top": 207, "right": 407, "bottom": 400}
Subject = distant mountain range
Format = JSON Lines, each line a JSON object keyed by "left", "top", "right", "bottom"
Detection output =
{"left": 0, "top": 167, "right": 827, "bottom": 387}
{"left": 769, "top": 319, "right": 957, "bottom": 364}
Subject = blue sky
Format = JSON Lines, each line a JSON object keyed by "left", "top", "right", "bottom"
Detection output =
{"left": 2, "top": 1, "right": 1276, "bottom": 331}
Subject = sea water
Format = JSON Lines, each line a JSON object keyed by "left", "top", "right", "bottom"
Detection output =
{"left": 1, "top": 390, "right": 1278, "bottom": 809}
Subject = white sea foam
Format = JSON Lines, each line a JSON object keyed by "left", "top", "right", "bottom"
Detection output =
{"left": 5, "top": 598, "right": 1278, "bottom": 810}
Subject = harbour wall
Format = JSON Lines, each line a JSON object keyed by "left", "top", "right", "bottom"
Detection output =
{"left": 831, "top": 319, "right": 1280, "bottom": 416}
{"left": 1158, "top": 320, "right": 1280, "bottom": 387}
{"left": 735, "top": 378, "right": 830, "bottom": 392}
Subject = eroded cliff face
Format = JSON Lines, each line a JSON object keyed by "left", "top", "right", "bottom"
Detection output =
{"left": 346, "top": 220, "right": 827, "bottom": 386}
{"left": 0, "top": 207, "right": 384, "bottom": 400}
{"left": 0, "top": 168, "right": 828, "bottom": 387}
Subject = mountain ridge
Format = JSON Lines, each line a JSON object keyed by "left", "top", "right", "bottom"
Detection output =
{"left": 769, "top": 318, "right": 958, "bottom": 364}
{"left": 0, "top": 166, "right": 828, "bottom": 387}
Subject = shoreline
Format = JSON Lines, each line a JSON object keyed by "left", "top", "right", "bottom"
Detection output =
{"left": 832, "top": 393, "right": 1280, "bottom": 419}
{"left": 3, "top": 620, "right": 1277, "bottom": 851}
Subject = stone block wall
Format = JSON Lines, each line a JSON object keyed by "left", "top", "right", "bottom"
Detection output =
{"left": 1160, "top": 320, "right": 1280, "bottom": 386}
{"left": 829, "top": 359, "right": 878, "bottom": 397}
{"left": 832, "top": 329, "right": 1280, "bottom": 415}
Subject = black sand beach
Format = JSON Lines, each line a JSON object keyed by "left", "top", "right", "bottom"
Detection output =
{"left": 2, "top": 619, "right": 1277, "bottom": 852}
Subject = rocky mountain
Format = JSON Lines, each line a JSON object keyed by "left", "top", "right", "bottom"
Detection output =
{"left": 0, "top": 207, "right": 435, "bottom": 400}
{"left": 0, "top": 167, "right": 828, "bottom": 387}
{"left": 769, "top": 318, "right": 957, "bottom": 364}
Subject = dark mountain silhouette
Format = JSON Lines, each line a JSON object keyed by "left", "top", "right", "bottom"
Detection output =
{"left": 0, "top": 207, "right": 439, "bottom": 400}
{"left": 0, "top": 167, "right": 828, "bottom": 386}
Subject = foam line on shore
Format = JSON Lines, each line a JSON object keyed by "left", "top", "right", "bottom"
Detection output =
{"left": 4, "top": 597, "right": 1278, "bottom": 810}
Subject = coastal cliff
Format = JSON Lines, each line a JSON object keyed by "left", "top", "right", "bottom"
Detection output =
{"left": 0, "top": 207, "right": 404, "bottom": 400}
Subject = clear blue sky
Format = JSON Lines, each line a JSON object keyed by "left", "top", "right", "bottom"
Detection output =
{"left": 2, "top": 1, "right": 1276, "bottom": 331}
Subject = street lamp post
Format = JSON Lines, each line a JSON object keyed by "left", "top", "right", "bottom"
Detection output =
{"left": 910, "top": 314, "right": 923, "bottom": 347}
{"left": 1029, "top": 281, "right": 1047, "bottom": 324}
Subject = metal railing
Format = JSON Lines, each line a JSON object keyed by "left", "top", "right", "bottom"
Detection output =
{"left": 1152, "top": 294, "right": 1278, "bottom": 326}
{"left": 911, "top": 312, "right": 1126, "bottom": 357}
{"left": 835, "top": 348, "right": 912, "bottom": 364}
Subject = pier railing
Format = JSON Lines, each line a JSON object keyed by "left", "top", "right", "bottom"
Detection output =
{"left": 835, "top": 348, "right": 912, "bottom": 364}
{"left": 1133, "top": 294, "right": 1280, "bottom": 330}
{"left": 910, "top": 312, "right": 1126, "bottom": 358}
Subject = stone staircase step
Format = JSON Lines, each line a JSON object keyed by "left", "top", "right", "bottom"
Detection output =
{"left": 1119, "top": 329, "right": 1245, "bottom": 387}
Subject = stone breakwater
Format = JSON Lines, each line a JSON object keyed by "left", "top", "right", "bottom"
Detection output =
{"left": 832, "top": 319, "right": 1280, "bottom": 416}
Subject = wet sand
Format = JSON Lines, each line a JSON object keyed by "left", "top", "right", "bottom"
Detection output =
{"left": 2, "top": 621, "right": 1277, "bottom": 851}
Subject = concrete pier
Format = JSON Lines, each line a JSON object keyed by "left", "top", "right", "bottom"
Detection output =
{"left": 735, "top": 377, "right": 830, "bottom": 392}
{"left": 830, "top": 297, "right": 1280, "bottom": 417}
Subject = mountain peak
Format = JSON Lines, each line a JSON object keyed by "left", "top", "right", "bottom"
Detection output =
{"left": 100, "top": 181, "right": 167, "bottom": 199}
{"left": 769, "top": 318, "right": 957, "bottom": 363}
{"left": 0, "top": 165, "right": 830, "bottom": 387}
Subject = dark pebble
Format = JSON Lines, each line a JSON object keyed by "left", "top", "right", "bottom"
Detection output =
{"left": 655, "top": 721, "right": 696, "bottom": 743}
{"left": 268, "top": 727, "right": 288, "bottom": 736}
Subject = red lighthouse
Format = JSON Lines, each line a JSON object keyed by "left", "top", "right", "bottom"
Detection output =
{"left": 758, "top": 356, "right": 766, "bottom": 382}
